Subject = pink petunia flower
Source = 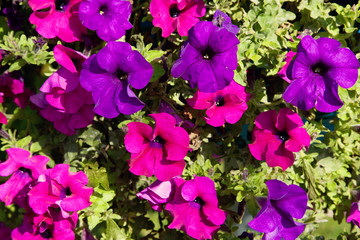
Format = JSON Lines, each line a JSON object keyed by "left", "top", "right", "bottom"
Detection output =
{"left": 277, "top": 50, "right": 296, "bottom": 83}
{"left": 124, "top": 113, "right": 189, "bottom": 181}
{"left": 31, "top": 45, "right": 95, "bottom": 136}
{"left": 0, "top": 148, "right": 49, "bottom": 206}
{"left": 248, "top": 108, "right": 311, "bottom": 171}
{"left": 165, "top": 176, "right": 226, "bottom": 240}
{"left": 28, "top": 0, "right": 86, "bottom": 42}
{"left": 27, "top": 164, "right": 93, "bottom": 218}
{"left": 136, "top": 178, "right": 176, "bottom": 212}
{"left": 187, "top": 80, "right": 250, "bottom": 127}
{"left": 0, "top": 112, "right": 7, "bottom": 125}
{"left": 0, "top": 73, "right": 32, "bottom": 108}
{"left": 12, "top": 208, "right": 78, "bottom": 240}
{"left": 347, "top": 202, "right": 360, "bottom": 227}
{"left": 150, "top": 0, "right": 206, "bottom": 37}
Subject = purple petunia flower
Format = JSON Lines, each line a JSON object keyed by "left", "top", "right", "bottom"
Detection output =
{"left": 165, "top": 176, "right": 226, "bottom": 240}
{"left": 31, "top": 45, "right": 95, "bottom": 136}
{"left": 27, "top": 164, "right": 93, "bottom": 218}
{"left": 79, "top": 0, "right": 133, "bottom": 42}
{"left": 79, "top": 41, "right": 153, "bottom": 118}
{"left": 248, "top": 180, "right": 308, "bottom": 240}
{"left": 0, "top": 148, "right": 49, "bottom": 207}
{"left": 12, "top": 208, "right": 78, "bottom": 240}
{"left": 284, "top": 35, "right": 360, "bottom": 112}
{"left": 136, "top": 178, "right": 176, "bottom": 212}
{"left": 0, "top": 223, "right": 12, "bottom": 240}
{"left": 171, "top": 21, "right": 240, "bottom": 93}
{"left": 347, "top": 202, "right": 360, "bottom": 227}
{"left": 124, "top": 113, "right": 189, "bottom": 181}
{"left": 248, "top": 108, "right": 311, "bottom": 171}
{"left": 212, "top": 10, "right": 239, "bottom": 35}
{"left": 187, "top": 80, "right": 249, "bottom": 127}
{"left": 158, "top": 101, "right": 194, "bottom": 128}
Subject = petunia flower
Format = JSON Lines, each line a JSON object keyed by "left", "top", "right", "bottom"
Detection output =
{"left": 165, "top": 176, "right": 226, "bottom": 240}
{"left": 158, "top": 100, "right": 194, "bottom": 128}
{"left": 12, "top": 208, "right": 78, "bottom": 240}
{"left": 171, "top": 21, "right": 240, "bottom": 93}
{"left": 136, "top": 178, "right": 176, "bottom": 212}
{"left": 28, "top": 0, "right": 86, "bottom": 42}
{"left": 0, "top": 148, "right": 49, "bottom": 206}
{"left": 248, "top": 108, "right": 311, "bottom": 171}
{"left": 283, "top": 35, "right": 360, "bottom": 112}
{"left": 0, "top": 112, "right": 7, "bottom": 125}
{"left": 27, "top": 164, "right": 93, "bottom": 218}
{"left": 124, "top": 113, "right": 189, "bottom": 181}
{"left": 79, "top": 0, "right": 133, "bottom": 42}
{"left": 187, "top": 80, "right": 249, "bottom": 127}
{"left": 277, "top": 50, "right": 296, "bottom": 83}
{"left": 212, "top": 10, "right": 239, "bottom": 35}
{"left": 150, "top": 0, "right": 205, "bottom": 37}
{"left": 31, "top": 45, "right": 95, "bottom": 136}
{"left": 0, "top": 73, "right": 32, "bottom": 109}
{"left": 248, "top": 180, "right": 308, "bottom": 240}
{"left": 79, "top": 41, "right": 153, "bottom": 118}
{"left": 347, "top": 202, "right": 360, "bottom": 227}
{"left": 0, "top": 223, "right": 12, "bottom": 240}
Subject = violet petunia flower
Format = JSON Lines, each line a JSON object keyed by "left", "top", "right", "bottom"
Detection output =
{"left": 31, "top": 45, "right": 95, "bottom": 136}
{"left": 248, "top": 108, "right": 311, "bottom": 171}
{"left": 0, "top": 223, "right": 12, "bottom": 240}
{"left": 284, "top": 35, "right": 360, "bottom": 112}
{"left": 28, "top": 0, "right": 86, "bottom": 42}
{"left": 248, "top": 180, "right": 308, "bottom": 240}
{"left": 27, "top": 164, "right": 93, "bottom": 218}
{"left": 158, "top": 100, "right": 194, "bottom": 128}
{"left": 347, "top": 202, "right": 360, "bottom": 227}
{"left": 79, "top": 0, "right": 133, "bottom": 42}
{"left": 80, "top": 41, "right": 153, "bottom": 118}
{"left": 124, "top": 113, "right": 189, "bottom": 181}
{"left": 0, "top": 73, "right": 32, "bottom": 109}
{"left": 136, "top": 178, "right": 176, "bottom": 212}
{"left": 212, "top": 10, "right": 239, "bottom": 35}
{"left": 150, "top": 0, "right": 205, "bottom": 37}
{"left": 171, "top": 21, "right": 240, "bottom": 93}
{"left": 165, "top": 176, "right": 226, "bottom": 240}
{"left": 12, "top": 208, "right": 78, "bottom": 240}
{"left": 187, "top": 80, "right": 249, "bottom": 127}
{"left": 0, "top": 148, "right": 49, "bottom": 206}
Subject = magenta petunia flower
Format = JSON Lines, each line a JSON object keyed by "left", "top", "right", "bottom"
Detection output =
{"left": 28, "top": 0, "right": 86, "bottom": 42}
{"left": 212, "top": 10, "right": 239, "bottom": 35}
{"left": 79, "top": 0, "right": 132, "bottom": 41}
{"left": 136, "top": 178, "right": 176, "bottom": 212}
{"left": 284, "top": 35, "right": 360, "bottom": 112}
{"left": 277, "top": 50, "right": 296, "bottom": 83}
{"left": 27, "top": 164, "right": 93, "bottom": 218}
{"left": 0, "top": 112, "right": 7, "bottom": 125}
{"left": 80, "top": 41, "right": 153, "bottom": 118}
{"left": 248, "top": 180, "right": 308, "bottom": 240}
{"left": 171, "top": 21, "right": 240, "bottom": 93}
{"left": 0, "top": 73, "right": 32, "bottom": 108}
{"left": 12, "top": 208, "right": 78, "bottom": 240}
{"left": 248, "top": 108, "right": 311, "bottom": 171}
{"left": 187, "top": 80, "right": 249, "bottom": 127}
{"left": 165, "top": 176, "right": 226, "bottom": 240}
{"left": 0, "top": 148, "right": 49, "bottom": 206}
{"left": 31, "top": 45, "right": 95, "bottom": 136}
{"left": 124, "top": 113, "right": 189, "bottom": 181}
{"left": 150, "top": 0, "right": 205, "bottom": 37}
{"left": 347, "top": 202, "right": 360, "bottom": 227}
{"left": 0, "top": 223, "right": 12, "bottom": 240}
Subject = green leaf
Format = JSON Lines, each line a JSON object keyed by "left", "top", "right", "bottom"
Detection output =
{"left": 9, "top": 59, "right": 26, "bottom": 72}
{"left": 106, "top": 218, "right": 128, "bottom": 240}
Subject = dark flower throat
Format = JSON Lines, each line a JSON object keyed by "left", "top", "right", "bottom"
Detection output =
{"left": 99, "top": 5, "right": 108, "bottom": 15}
{"left": 19, "top": 167, "right": 32, "bottom": 176}
{"left": 150, "top": 136, "right": 165, "bottom": 148}
{"left": 202, "top": 48, "right": 215, "bottom": 60}
{"left": 312, "top": 62, "right": 328, "bottom": 75}
{"left": 277, "top": 131, "right": 289, "bottom": 142}
{"left": 193, "top": 197, "right": 205, "bottom": 207}
{"left": 55, "top": 0, "right": 70, "bottom": 11}
{"left": 215, "top": 96, "right": 225, "bottom": 107}
{"left": 169, "top": 5, "right": 181, "bottom": 18}
{"left": 116, "top": 69, "right": 128, "bottom": 81}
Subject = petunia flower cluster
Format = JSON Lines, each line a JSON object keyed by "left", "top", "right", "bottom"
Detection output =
{"left": 0, "top": 148, "right": 93, "bottom": 239}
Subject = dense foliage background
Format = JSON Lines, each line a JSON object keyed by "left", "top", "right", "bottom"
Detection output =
{"left": 1, "top": 0, "right": 360, "bottom": 239}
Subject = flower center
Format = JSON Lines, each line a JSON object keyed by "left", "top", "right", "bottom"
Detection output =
{"left": 55, "top": 0, "right": 70, "bottom": 12}
{"left": 193, "top": 197, "right": 205, "bottom": 207}
{"left": 65, "top": 187, "right": 72, "bottom": 196}
{"left": 19, "top": 167, "right": 32, "bottom": 177}
{"left": 202, "top": 48, "right": 215, "bottom": 60}
{"left": 150, "top": 136, "right": 165, "bottom": 148}
{"left": 312, "top": 62, "right": 328, "bottom": 75}
{"left": 169, "top": 5, "right": 181, "bottom": 18}
{"left": 215, "top": 96, "right": 225, "bottom": 106}
{"left": 116, "top": 69, "right": 128, "bottom": 81}
{"left": 99, "top": 5, "right": 108, "bottom": 15}
{"left": 277, "top": 131, "right": 289, "bottom": 142}
{"left": 40, "top": 229, "right": 53, "bottom": 239}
